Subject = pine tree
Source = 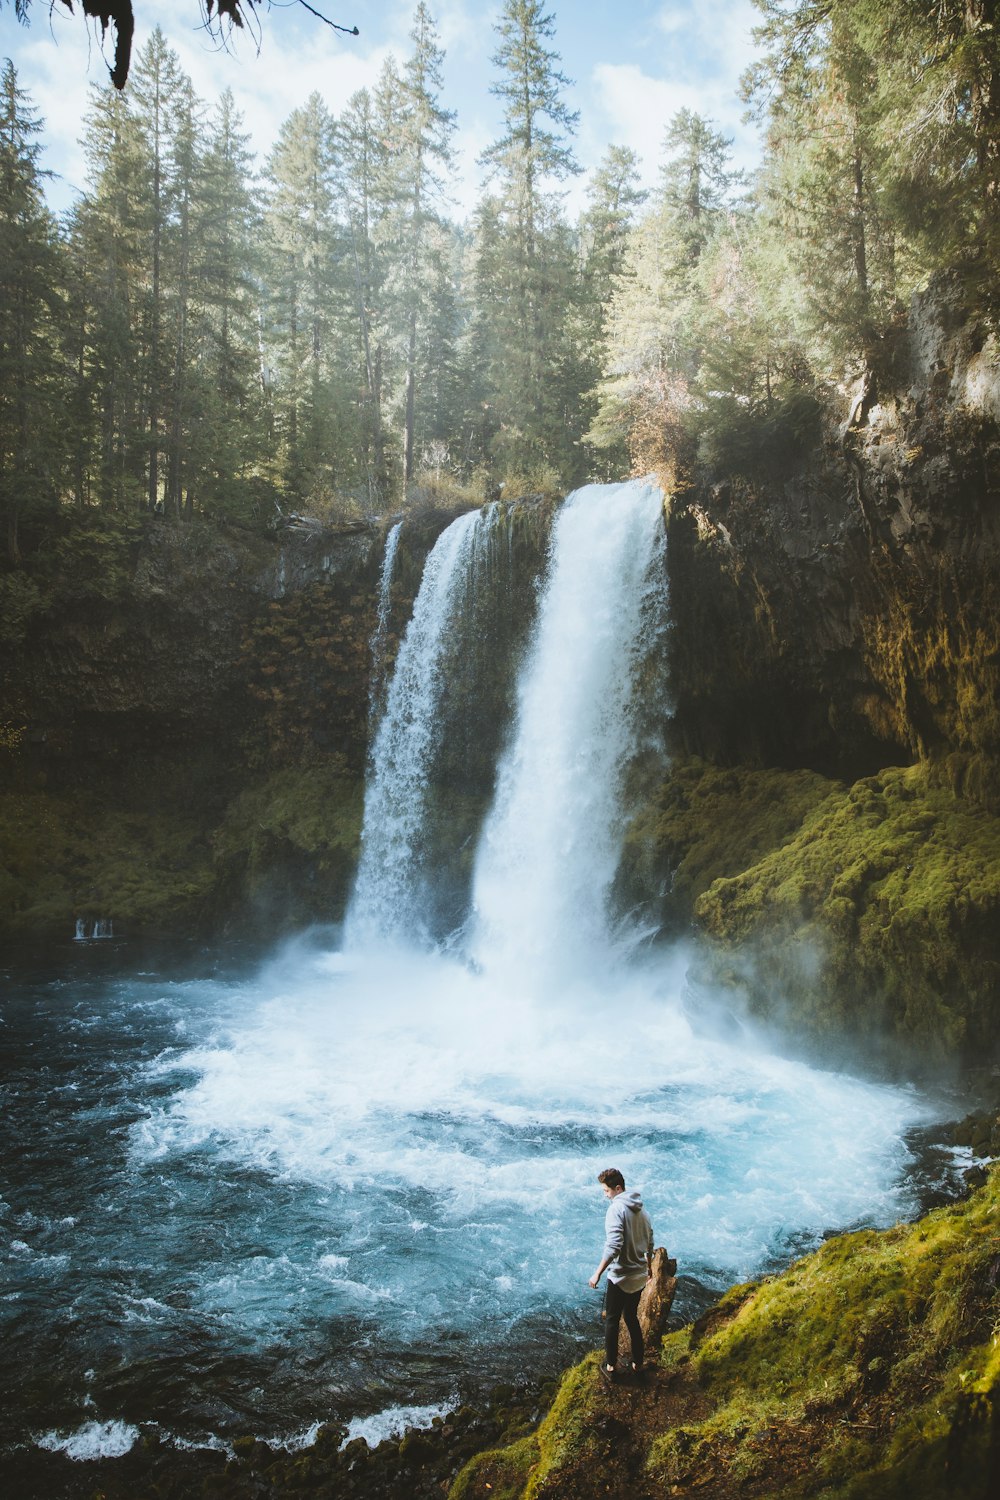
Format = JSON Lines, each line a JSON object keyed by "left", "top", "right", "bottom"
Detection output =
{"left": 659, "top": 110, "right": 738, "bottom": 273}
{"left": 191, "top": 89, "right": 267, "bottom": 519}
{"left": 336, "top": 85, "right": 391, "bottom": 506}
{"left": 74, "top": 82, "right": 146, "bottom": 508}
{"left": 578, "top": 145, "right": 646, "bottom": 474}
{"left": 476, "top": 0, "right": 586, "bottom": 484}
{"left": 0, "top": 59, "right": 63, "bottom": 562}
{"left": 163, "top": 74, "right": 201, "bottom": 515}
{"left": 588, "top": 113, "right": 737, "bottom": 474}
{"left": 129, "top": 28, "right": 189, "bottom": 511}
{"left": 579, "top": 145, "right": 646, "bottom": 304}
{"left": 745, "top": 1, "right": 899, "bottom": 361}
{"left": 848, "top": 0, "right": 1000, "bottom": 291}
{"left": 392, "top": 3, "right": 456, "bottom": 483}
{"left": 262, "top": 93, "right": 341, "bottom": 503}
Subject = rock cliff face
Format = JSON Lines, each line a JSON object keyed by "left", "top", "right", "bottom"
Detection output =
{"left": 0, "top": 497, "right": 556, "bottom": 944}
{"left": 666, "top": 281, "right": 1000, "bottom": 799}
{"left": 638, "top": 281, "right": 1000, "bottom": 1070}
{"left": 0, "top": 515, "right": 385, "bottom": 941}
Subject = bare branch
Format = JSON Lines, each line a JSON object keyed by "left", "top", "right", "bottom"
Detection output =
{"left": 7, "top": 0, "right": 360, "bottom": 88}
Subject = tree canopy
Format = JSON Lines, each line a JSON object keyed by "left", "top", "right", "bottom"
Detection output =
{"left": 1, "top": 0, "right": 999, "bottom": 564}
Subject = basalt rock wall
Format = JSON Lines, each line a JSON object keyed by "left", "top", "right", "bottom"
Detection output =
{"left": 665, "top": 281, "right": 1000, "bottom": 800}
{"left": 0, "top": 496, "right": 557, "bottom": 946}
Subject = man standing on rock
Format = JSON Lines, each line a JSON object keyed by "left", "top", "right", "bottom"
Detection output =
{"left": 588, "top": 1167, "right": 654, "bottom": 1383}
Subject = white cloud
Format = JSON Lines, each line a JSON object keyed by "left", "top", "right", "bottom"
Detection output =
{"left": 579, "top": 0, "right": 764, "bottom": 203}
{"left": 7, "top": 1, "right": 395, "bottom": 210}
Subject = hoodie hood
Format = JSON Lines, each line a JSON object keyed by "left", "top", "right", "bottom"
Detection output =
{"left": 622, "top": 1189, "right": 643, "bottom": 1212}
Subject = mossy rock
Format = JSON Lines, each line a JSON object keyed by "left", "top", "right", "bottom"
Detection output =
{"left": 211, "top": 762, "right": 364, "bottom": 929}
{"left": 621, "top": 755, "right": 1000, "bottom": 1066}
{"left": 619, "top": 756, "right": 838, "bottom": 929}
{"left": 0, "top": 782, "right": 216, "bottom": 938}
{"left": 692, "top": 762, "right": 1000, "bottom": 1063}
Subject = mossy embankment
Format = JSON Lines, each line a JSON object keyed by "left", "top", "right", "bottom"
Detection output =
{"left": 620, "top": 756, "right": 1000, "bottom": 1071}
{"left": 449, "top": 1166, "right": 1000, "bottom": 1500}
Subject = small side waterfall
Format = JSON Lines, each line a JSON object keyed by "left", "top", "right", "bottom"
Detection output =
{"left": 346, "top": 505, "right": 503, "bottom": 948}
{"left": 469, "top": 479, "right": 669, "bottom": 979}
{"left": 368, "top": 520, "right": 402, "bottom": 726}
{"left": 74, "top": 918, "right": 115, "bottom": 941}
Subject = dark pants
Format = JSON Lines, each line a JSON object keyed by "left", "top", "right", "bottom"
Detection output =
{"left": 604, "top": 1278, "right": 643, "bottom": 1369}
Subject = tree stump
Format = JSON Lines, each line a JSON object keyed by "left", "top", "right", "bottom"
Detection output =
{"left": 617, "top": 1246, "right": 678, "bottom": 1363}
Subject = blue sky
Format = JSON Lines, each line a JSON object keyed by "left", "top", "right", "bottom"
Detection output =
{"left": 1, "top": 0, "right": 765, "bottom": 218}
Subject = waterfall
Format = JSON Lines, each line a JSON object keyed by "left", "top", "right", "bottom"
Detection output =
{"left": 346, "top": 504, "right": 503, "bottom": 948}
{"left": 469, "top": 479, "right": 668, "bottom": 980}
{"left": 74, "top": 918, "right": 115, "bottom": 941}
{"left": 368, "top": 520, "right": 402, "bottom": 726}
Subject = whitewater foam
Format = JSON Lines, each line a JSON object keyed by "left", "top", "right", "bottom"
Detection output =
{"left": 343, "top": 1399, "right": 457, "bottom": 1450}
{"left": 133, "top": 942, "right": 928, "bottom": 1302}
{"left": 37, "top": 1419, "right": 139, "bottom": 1461}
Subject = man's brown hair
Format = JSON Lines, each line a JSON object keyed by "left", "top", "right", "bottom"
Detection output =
{"left": 598, "top": 1168, "right": 625, "bottom": 1191}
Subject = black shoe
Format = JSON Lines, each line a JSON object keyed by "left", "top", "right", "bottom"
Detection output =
{"left": 598, "top": 1363, "right": 617, "bottom": 1389}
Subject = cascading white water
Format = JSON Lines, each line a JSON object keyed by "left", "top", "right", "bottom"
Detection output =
{"left": 470, "top": 479, "right": 668, "bottom": 980}
{"left": 347, "top": 504, "right": 500, "bottom": 948}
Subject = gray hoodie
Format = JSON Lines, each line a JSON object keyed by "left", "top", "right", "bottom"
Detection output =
{"left": 603, "top": 1188, "right": 654, "bottom": 1292}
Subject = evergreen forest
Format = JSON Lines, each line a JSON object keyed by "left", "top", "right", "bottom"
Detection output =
{"left": 2, "top": 0, "right": 998, "bottom": 571}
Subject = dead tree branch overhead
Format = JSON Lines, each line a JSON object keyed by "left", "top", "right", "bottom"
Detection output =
{"left": 6, "top": 1, "right": 359, "bottom": 89}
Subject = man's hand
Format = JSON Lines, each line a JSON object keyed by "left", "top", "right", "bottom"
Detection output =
{"left": 588, "top": 1271, "right": 601, "bottom": 1288}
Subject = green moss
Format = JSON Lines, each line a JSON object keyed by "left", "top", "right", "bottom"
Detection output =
{"left": 523, "top": 1356, "right": 608, "bottom": 1496}
{"left": 0, "top": 761, "right": 364, "bottom": 940}
{"left": 448, "top": 1434, "right": 540, "bottom": 1500}
{"left": 214, "top": 762, "right": 362, "bottom": 867}
{"left": 0, "top": 785, "right": 215, "bottom": 935}
{"left": 690, "top": 762, "right": 1000, "bottom": 1061}
{"left": 859, "top": 562, "right": 1000, "bottom": 811}
{"left": 619, "top": 758, "right": 839, "bottom": 928}
{"left": 670, "top": 1171, "right": 1000, "bottom": 1496}
{"left": 211, "top": 763, "right": 363, "bottom": 925}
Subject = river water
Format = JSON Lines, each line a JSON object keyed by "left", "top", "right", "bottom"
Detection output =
{"left": 0, "top": 482, "right": 953, "bottom": 1470}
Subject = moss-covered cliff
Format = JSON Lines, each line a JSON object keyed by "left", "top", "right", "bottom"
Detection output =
{"left": 619, "top": 757, "right": 1000, "bottom": 1071}
{"left": 613, "top": 281, "right": 1000, "bottom": 1071}
{"left": 0, "top": 510, "right": 380, "bottom": 941}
